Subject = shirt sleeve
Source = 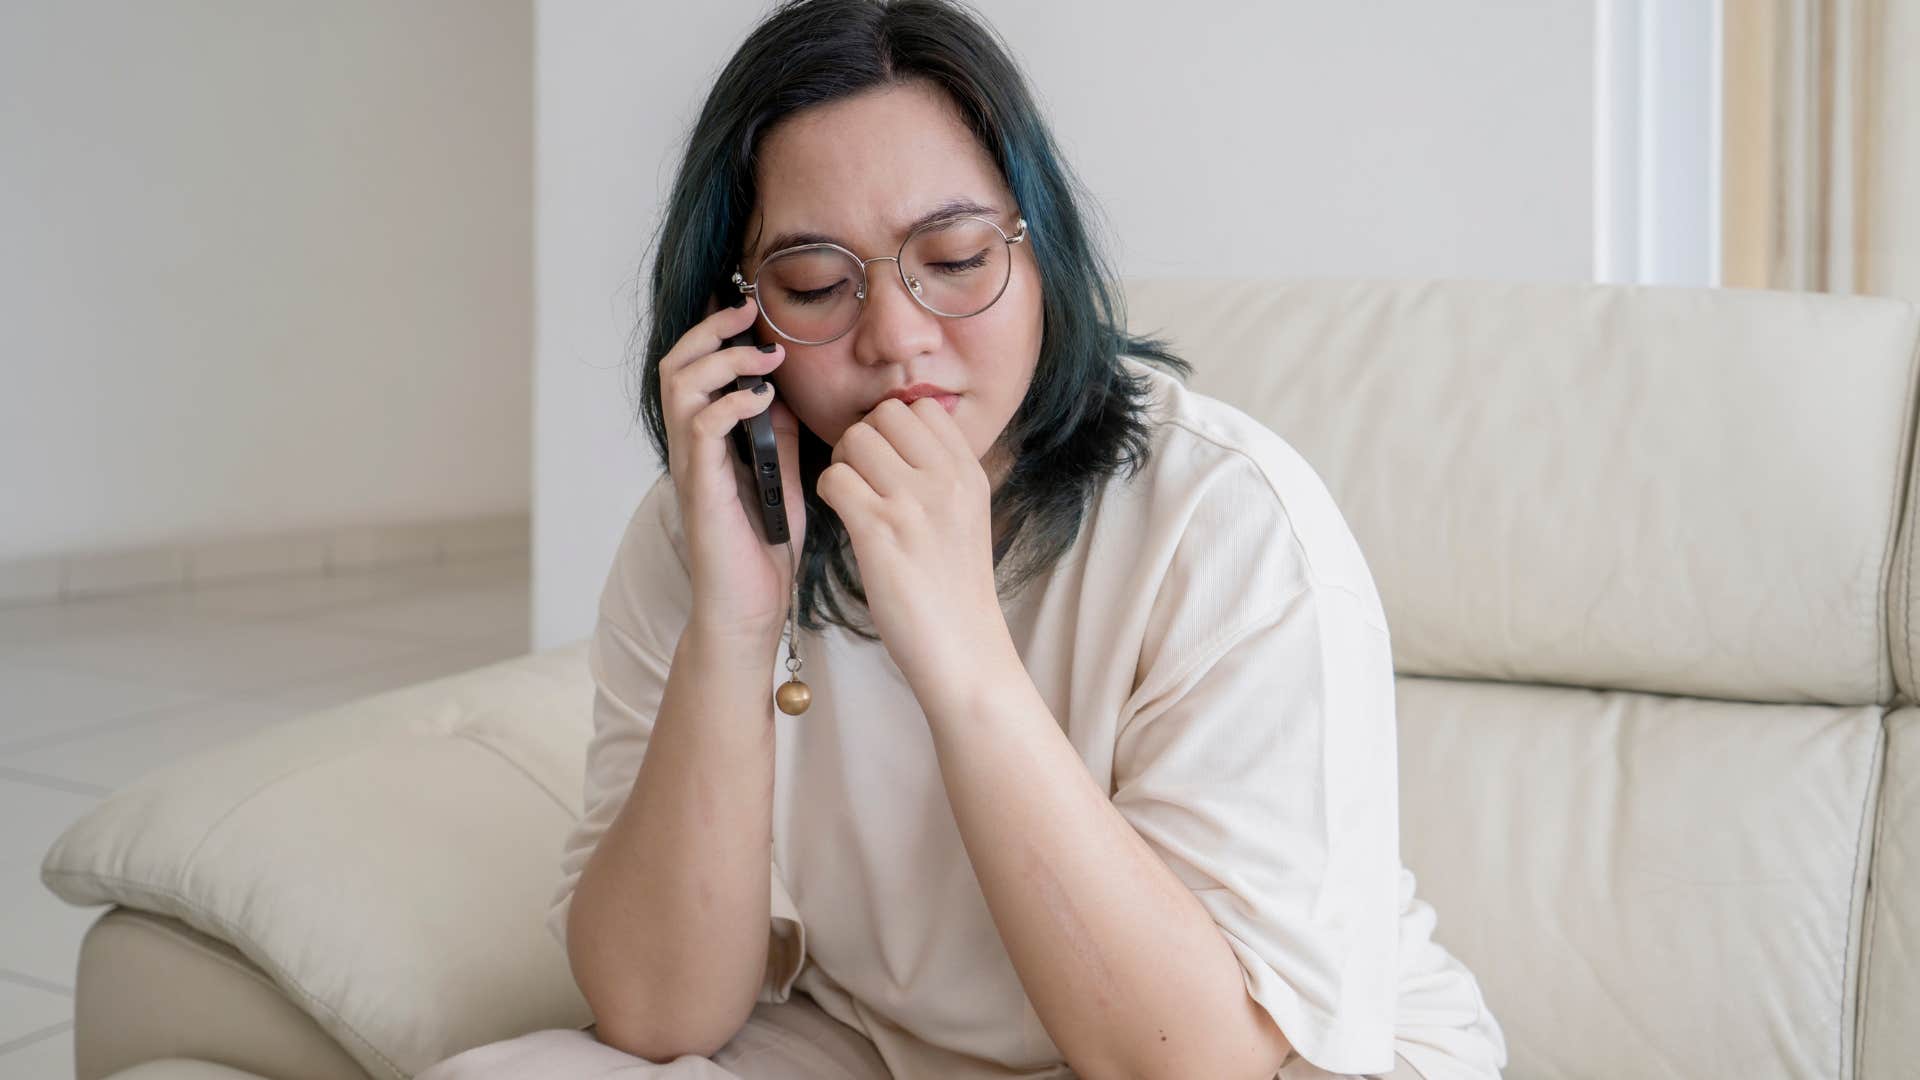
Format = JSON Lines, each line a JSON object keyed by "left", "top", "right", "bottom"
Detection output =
{"left": 544, "top": 475, "right": 807, "bottom": 1005}
{"left": 1110, "top": 526, "right": 1402, "bottom": 1075}
{"left": 1391, "top": 866, "right": 1509, "bottom": 1079}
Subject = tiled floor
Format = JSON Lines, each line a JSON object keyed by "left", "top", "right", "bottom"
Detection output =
{"left": 0, "top": 552, "right": 531, "bottom": 1078}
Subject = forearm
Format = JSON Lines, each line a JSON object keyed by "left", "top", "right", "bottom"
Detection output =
{"left": 921, "top": 645, "right": 1292, "bottom": 1080}
{"left": 566, "top": 621, "right": 783, "bottom": 1062}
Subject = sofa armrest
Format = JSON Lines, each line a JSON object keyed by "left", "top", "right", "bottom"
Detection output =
{"left": 75, "top": 906, "right": 374, "bottom": 1080}
{"left": 40, "top": 642, "right": 596, "bottom": 1080}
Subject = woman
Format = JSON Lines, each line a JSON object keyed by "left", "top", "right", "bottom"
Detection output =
{"left": 422, "top": 1, "right": 1506, "bottom": 1077}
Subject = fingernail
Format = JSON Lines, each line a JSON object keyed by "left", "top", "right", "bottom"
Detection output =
{"left": 752, "top": 381, "right": 771, "bottom": 394}
{"left": 757, "top": 342, "right": 779, "bottom": 353}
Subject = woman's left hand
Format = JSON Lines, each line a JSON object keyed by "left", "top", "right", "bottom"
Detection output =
{"left": 817, "top": 396, "right": 1011, "bottom": 708}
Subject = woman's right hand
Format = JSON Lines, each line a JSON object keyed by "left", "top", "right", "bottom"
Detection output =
{"left": 660, "top": 295, "right": 807, "bottom": 643}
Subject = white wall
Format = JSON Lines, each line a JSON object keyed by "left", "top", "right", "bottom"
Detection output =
{"left": 533, "top": 0, "right": 1598, "bottom": 649}
{"left": 0, "top": 1, "right": 532, "bottom": 562}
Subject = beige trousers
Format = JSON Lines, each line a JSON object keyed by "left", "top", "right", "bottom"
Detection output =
{"left": 415, "top": 991, "right": 1429, "bottom": 1079}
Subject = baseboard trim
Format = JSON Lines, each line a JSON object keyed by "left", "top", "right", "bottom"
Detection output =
{"left": 0, "top": 513, "right": 529, "bottom": 607}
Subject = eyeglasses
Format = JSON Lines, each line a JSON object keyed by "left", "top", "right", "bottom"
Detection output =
{"left": 732, "top": 213, "right": 1029, "bottom": 346}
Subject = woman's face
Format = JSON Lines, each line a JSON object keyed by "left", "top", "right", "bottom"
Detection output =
{"left": 742, "top": 80, "right": 1043, "bottom": 492}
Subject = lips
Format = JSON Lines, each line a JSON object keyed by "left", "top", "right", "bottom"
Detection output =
{"left": 875, "top": 383, "right": 961, "bottom": 413}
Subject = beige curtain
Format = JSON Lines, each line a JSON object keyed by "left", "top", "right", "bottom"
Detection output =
{"left": 1722, "top": 0, "right": 1918, "bottom": 300}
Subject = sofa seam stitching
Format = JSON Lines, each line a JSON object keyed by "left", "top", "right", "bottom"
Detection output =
{"left": 142, "top": 726, "right": 569, "bottom": 1073}
{"left": 46, "top": 657, "right": 592, "bottom": 1079}
{"left": 450, "top": 729, "right": 572, "bottom": 814}
{"left": 111, "top": 907, "right": 285, "bottom": 995}
{"left": 1895, "top": 315, "right": 1920, "bottom": 701}
{"left": 1854, "top": 715, "right": 1895, "bottom": 1080}
{"left": 177, "top": 749, "right": 372, "bottom": 890}
{"left": 1839, "top": 718, "right": 1886, "bottom": 1080}
{"left": 42, "top": 869, "right": 406, "bottom": 1079}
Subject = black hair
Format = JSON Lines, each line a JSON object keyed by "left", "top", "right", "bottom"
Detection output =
{"left": 633, "top": 0, "right": 1190, "bottom": 640}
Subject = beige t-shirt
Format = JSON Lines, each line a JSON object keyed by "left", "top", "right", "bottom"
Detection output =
{"left": 548, "top": 356, "right": 1507, "bottom": 1080}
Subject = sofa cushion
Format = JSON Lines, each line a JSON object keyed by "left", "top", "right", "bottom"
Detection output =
{"left": 1394, "top": 674, "right": 1882, "bottom": 1079}
{"left": 41, "top": 644, "right": 598, "bottom": 1080}
{"left": 1859, "top": 707, "right": 1920, "bottom": 1080}
{"left": 1125, "top": 278, "right": 1920, "bottom": 706}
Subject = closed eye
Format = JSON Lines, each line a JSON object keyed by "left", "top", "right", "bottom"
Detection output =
{"left": 928, "top": 249, "right": 991, "bottom": 274}
{"left": 786, "top": 280, "right": 850, "bottom": 306}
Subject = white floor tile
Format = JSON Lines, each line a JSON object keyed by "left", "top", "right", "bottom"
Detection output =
{"left": 63, "top": 548, "right": 188, "bottom": 598}
{"left": 2, "top": 698, "right": 310, "bottom": 794}
{"left": 0, "top": 597, "right": 237, "bottom": 656}
{"left": 261, "top": 633, "right": 532, "bottom": 715}
{"left": 305, "top": 583, "right": 530, "bottom": 644}
{"left": 111, "top": 554, "right": 527, "bottom": 623}
{"left": 0, "top": 780, "right": 108, "bottom": 990}
{"left": 0, "top": 663, "right": 213, "bottom": 754}
{"left": 115, "top": 566, "right": 429, "bottom": 621}
{"left": 0, "top": 556, "right": 61, "bottom": 608}
{"left": 3, "top": 620, "right": 424, "bottom": 698}
{"left": 362, "top": 552, "right": 530, "bottom": 593}
{"left": 0, "top": 979, "right": 70, "bottom": 1047}
{"left": 0, "top": 1022, "right": 74, "bottom": 1079}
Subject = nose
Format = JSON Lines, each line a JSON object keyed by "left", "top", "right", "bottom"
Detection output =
{"left": 851, "top": 256, "right": 942, "bottom": 367}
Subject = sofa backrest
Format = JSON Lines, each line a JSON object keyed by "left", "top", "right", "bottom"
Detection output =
{"left": 49, "top": 278, "right": 1918, "bottom": 1080}
{"left": 1122, "top": 277, "right": 1920, "bottom": 1080}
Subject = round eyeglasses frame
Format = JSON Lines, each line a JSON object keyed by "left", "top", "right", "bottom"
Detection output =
{"left": 732, "top": 214, "right": 1030, "bottom": 346}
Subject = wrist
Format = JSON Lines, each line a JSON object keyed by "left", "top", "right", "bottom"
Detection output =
{"left": 912, "top": 620, "right": 1022, "bottom": 721}
{"left": 682, "top": 617, "right": 786, "bottom": 668}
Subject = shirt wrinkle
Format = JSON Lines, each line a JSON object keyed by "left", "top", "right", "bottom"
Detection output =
{"left": 558, "top": 355, "right": 1505, "bottom": 1080}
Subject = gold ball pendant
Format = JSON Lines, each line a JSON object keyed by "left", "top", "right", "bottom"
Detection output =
{"left": 775, "top": 678, "right": 812, "bottom": 715}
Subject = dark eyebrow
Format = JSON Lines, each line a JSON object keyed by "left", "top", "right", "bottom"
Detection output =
{"left": 749, "top": 196, "right": 1002, "bottom": 263}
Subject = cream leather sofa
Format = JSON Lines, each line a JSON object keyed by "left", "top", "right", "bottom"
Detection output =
{"left": 40, "top": 279, "right": 1920, "bottom": 1080}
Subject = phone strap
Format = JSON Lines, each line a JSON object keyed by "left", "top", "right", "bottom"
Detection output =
{"left": 774, "top": 537, "right": 810, "bottom": 715}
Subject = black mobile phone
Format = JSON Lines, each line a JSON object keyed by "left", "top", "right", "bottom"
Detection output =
{"left": 717, "top": 294, "right": 790, "bottom": 545}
